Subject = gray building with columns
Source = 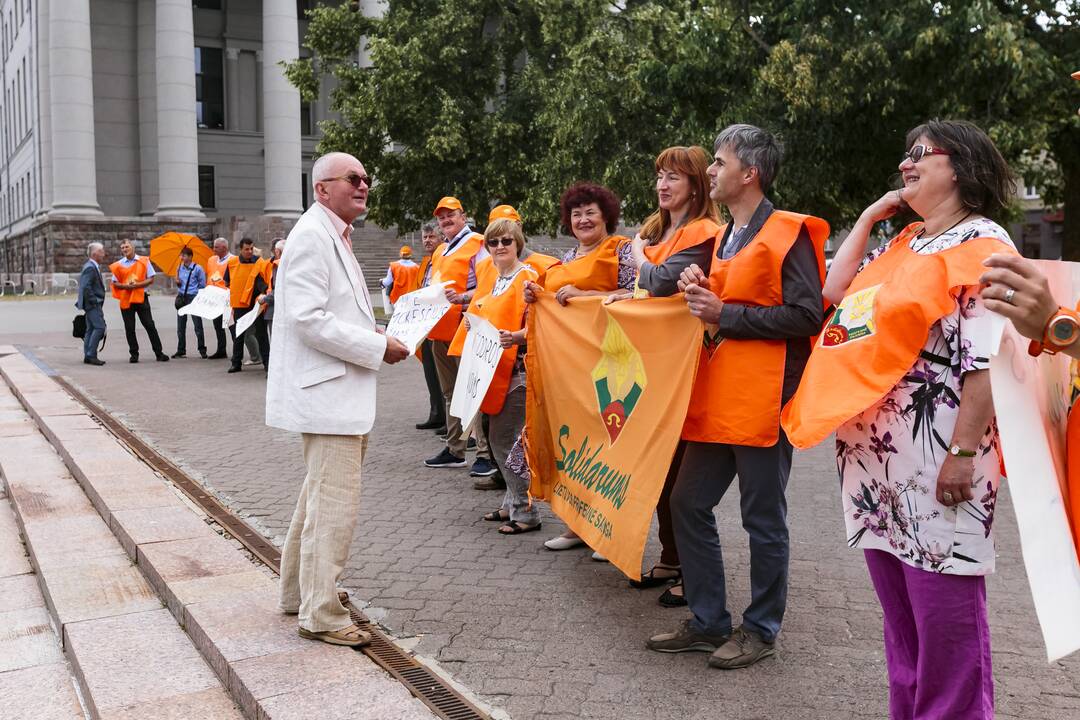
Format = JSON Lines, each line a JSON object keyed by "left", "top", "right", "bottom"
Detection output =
{"left": 0, "top": 0, "right": 401, "bottom": 285}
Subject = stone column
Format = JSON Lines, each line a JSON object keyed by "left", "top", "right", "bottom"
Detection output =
{"left": 136, "top": 0, "right": 158, "bottom": 215}
{"left": 225, "top": 47, "right": 241, "bottom": 132}
{"left": 154, "top": 0, "right": 204, "bottom": 217}
{"left": 261, "top": 0, "right": 302, "bottom": 218}
{"left": 47, "top": 0, "right": 102, "bottom": 215}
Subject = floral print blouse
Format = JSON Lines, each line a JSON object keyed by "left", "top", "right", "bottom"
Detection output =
{"left": 836, "top": 217, "right": 1015, "bottom": 576}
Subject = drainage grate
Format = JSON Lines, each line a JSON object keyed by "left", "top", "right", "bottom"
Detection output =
{"left": 51, "top": 373, "right": 491, "bottom": 720}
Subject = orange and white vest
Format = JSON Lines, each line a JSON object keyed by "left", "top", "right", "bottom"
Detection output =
{"left": 427, "top": 232, "right": 485, "bottom": 342}
{"left": 543, "top": 235, "right": 628, "bottom": 293}
{"left": 460, "top": 264, "right": 537, "bottom": 414}
{"left": 634, "top": 218, "right": 721, "bottom": 298}
{"left": 228, "top": 256, "right": 273, "bottom": 309}
{"left": 682, "top": 211, "right": 829, "bottom": 446}
{"left": 206, "top": 254, "right": 232, "bottom": 288}
{"left": 109, "top": 256, "right": 151, "bottom": 309}
{"left": 781, "top": 224, "right": 1016, "bottom": 450}
{"left": 389, "top": 260, "right": 420, "bottom": 304}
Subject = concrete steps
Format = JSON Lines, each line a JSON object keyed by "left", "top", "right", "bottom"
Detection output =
{"left": 0, "top": 350, "right": 435, "bottom": 720}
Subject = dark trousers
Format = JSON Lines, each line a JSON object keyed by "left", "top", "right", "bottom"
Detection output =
{"left": 83, "top": 305, "right": 106, "bottom": 360}
{"left": 175, "top": 294, "right": 205, "bottom": 355}
{"left": 229, "top": 306, "right": 270, "bottom": 370}
{"left": 121, "top": 300, "right": 163, "bottom": 359}
{"left": 420, "top": 338, "right": 445, "bottom": 423}
{"left": 212, "top": 315, "right": 228, "bottom": 356}
{"left": 670, "top": 435, "right": 793, "bottom": 642}
{"left": 655, "top": 440, "right": 686, "bottom": 567}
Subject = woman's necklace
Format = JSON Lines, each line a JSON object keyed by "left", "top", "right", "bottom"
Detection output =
{"left": 912, "top": 211, "right": 972, "bottom": 253}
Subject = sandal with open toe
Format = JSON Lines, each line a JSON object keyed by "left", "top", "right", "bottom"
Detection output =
{"left": 659, "top": 581, "right": 688, "bottom": 608}
{"left": 629, "top": 564, "right": 682, "bottom": 589}
{"left": 498, "top": 521, "right": 542, "bottom": 535}
{"left": 483, "top": 510, "right": 509, "bottom": 522}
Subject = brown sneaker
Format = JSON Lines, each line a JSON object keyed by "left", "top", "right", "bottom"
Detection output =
{"left": 298, "top": 623, "right": 371, "bottom": 647}
{"left": 646, "top": 619, "right": 729, "bottom": 654}
{"left": 472, "top": 475, "right": 506, "bottom": 490}
{"left": 707, "top": 626, "right": 776, "bottom": 669}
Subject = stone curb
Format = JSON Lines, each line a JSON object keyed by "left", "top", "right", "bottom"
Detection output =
{"left": 0, "top": 353, "right": 435, "bottom": 720}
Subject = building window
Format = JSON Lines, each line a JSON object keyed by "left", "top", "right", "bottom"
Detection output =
{"left": 192, "top": 0, "right": 222, "bottom": 9}
{"left": 297, "top": 0, "right": 315, "bottom": 18}
{"left": 301, "top": 100, "right": 312, "bottom": 136}
{"left": 301, "top": 173, "right": 308, "bottom": 209}
{"left": 194, "top": 47, "right": 224, "bottom": 129}
{"left": 198, "top": 165, "right": 216, "bottom": 209}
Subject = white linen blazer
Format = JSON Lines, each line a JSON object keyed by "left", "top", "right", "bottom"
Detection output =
{"left": 265, "top": 203, "right": 387, "bottom": 435}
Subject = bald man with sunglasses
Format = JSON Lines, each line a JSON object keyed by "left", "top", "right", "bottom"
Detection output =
{"left": 267, "top": 151, "right": 409, "bottom": 648}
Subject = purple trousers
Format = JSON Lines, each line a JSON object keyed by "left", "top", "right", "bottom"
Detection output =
{"left": 864, "top": 550, "right": 994, "bottom": 720}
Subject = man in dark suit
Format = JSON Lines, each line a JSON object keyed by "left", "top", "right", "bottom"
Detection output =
{"left": 76, "top": 242, "right": 107, "bottom": 366}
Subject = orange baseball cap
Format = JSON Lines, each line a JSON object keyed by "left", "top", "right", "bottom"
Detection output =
{"left": 399, "top": 245, "right": 413, "bottom": 258}
{"left": 488, "top": 204, "right": 522, "bottom": 223}
{"left": 433, "top": 196, "right": 463, "bottom": 215}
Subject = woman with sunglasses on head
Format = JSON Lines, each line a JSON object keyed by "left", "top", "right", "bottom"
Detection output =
{"left": 782, "top": 120, "right": 1017, "bottom": 720}
{"left": 466, "top": 218, "right": 542, "bottom": 535}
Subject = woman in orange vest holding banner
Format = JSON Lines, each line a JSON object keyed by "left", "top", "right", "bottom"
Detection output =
{"left": 515, "top": 182, "right": 637, "bottom": 555}
{"left": 456, "top": 218, "right": 541, "bottom": 533}
{"left": 782, "top": 120, "right": 1016, "bottom": 719}
{"left": 617, "top": 145, "right": 723, "bottom": 604}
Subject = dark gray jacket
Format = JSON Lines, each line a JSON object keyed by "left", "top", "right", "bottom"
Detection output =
{"left": 76, "top": 260, "right": 105, "bottom": 311}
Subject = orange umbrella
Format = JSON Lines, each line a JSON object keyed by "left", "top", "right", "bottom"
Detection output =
{"left": 149, "top": 232, "right": 213, "bottom": 278}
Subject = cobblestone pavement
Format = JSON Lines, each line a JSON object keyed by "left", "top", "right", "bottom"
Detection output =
{"left": 4, "top": 297, "right": 1080, "bottom": 720}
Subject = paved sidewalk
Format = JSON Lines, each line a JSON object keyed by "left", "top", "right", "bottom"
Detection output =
{"left": 5, "top": 297, "right": 1080, "bottom": 720}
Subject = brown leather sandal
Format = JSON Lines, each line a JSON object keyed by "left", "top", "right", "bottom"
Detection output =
{"left": 298, "top": 623, "right": 371, "bottom": 647}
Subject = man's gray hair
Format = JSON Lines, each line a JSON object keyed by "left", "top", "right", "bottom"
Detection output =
{"left": 311, "top": 152, "right": 358, "bottom": 189}
{"left": 86, "top": 242, "right": 103, "bottom": 257}
{"left": 213, "top": 237, "right": 228, "bottom": 249}
{"left": 714, "top": 124, "right": 783, "bottom": 193}
{"left": 421, "top": 222, "right": 438, "bottom": 235}
{"left": 272, "top": 238, "right": 286, "bottom": 252}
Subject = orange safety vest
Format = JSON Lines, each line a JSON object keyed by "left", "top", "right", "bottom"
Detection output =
{"left": 682, "top": 211, "right": 829, "bottom": 446}
{"left": 228, "top": 256, "right": 273, "bottom": 309}
{"left": 781, "top": 224, "right": 1016, "bottom": 450}
{"left": 389, "top": 260, "right": 421, "bottom": 304}
{"left": 523, "top": 251, "right": 559, "bottom": 287}
{"left": 543, "top": 235, "right": 628, "bottom": 293}
{"left": 449, "top": 258, "right": 498, "bottom": 356}
{"left": 414, "top": 255, "right": 433, "bottom": 292}
{"left": 634, "top": 218, "right": 721, "bottom": 298}
{"left": 206, "top": 254, "right": 232, "bottom": 288}
{"left": 464, "top": 264, "right": 538, "bottom": 415}
{"left": 427, "top": 232, "right": 486, "bottom": 342}
{"left": 108, "top": 256, "right": 151, "bottom": 309}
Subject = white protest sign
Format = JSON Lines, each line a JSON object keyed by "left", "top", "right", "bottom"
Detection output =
{"left": 991, "top": 259, "right": 1080, "bottom": 662}
{"left": 233, "top": 303, "right": 264, "bottom": 338}
{"left": 385, "top": 282, "right": 452, "bottom": 354}
{"left": 449, "top": 312, "right": 503, "bottom": 429}
{"left": 177, "top": 286, "right": 231, "bottom": 321}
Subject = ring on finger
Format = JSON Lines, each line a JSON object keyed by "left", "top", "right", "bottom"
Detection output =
{"left": 942, "top": 490, "right": 954, "bottom": 504}
{"left": 1004, "top": 288, "right": 1016, "bottom": 304}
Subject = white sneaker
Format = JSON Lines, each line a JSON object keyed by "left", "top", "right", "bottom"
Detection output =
{"left": 544, "top": 535, "right": 586, "bottom": 551}
{"left": 591, "top": 551, "right": 608, "bottom": 562}
{"left": 244, "top": 358, "right": 261, "bottom": 366}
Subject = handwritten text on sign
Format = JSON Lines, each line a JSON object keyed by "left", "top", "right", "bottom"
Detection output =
{"left": 177, "top": 286, "right": 231, "bottom": 321}
{"left": 385, "top": 282, "right": 452, "bottom": 354}
{"left": 449, "top": 312, "right": 502, "bottom": 429}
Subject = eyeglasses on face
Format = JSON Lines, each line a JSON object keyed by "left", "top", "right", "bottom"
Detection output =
{"left": 322, "top": 173, "right": 370, "bottom": 188}
{"left": 486, "top": 237, "right": 516, "bottom": 248}
{"left": 903, "top": 144, "right": 950, "bottom": 164}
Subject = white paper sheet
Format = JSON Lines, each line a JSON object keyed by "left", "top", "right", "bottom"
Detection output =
{"left": 233, "top": 302, "right": 264, "bottom": 338}
{"left": 177, "top": 286, "right": 231, "bottom": 321}
{"left": 385, "top": 282, "right": 452, "bottom": 354}
{"left": 448, "top": 312, "right": 504, "bottom": 430}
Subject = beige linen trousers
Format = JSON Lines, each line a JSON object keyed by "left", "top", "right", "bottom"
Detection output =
{"left": 278, "top": 432, "right": 368, "bottom": 632}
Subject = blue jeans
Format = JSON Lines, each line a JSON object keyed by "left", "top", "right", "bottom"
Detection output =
{"left": 83, "top": 305, "right": 106, "bottom": 360}
{"left": 670, "top": 436, "right": 793, "bottom": 642}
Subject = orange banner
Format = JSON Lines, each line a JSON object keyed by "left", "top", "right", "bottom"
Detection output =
{"left": 525, "top": 294, "right": 702, "bottom": 579}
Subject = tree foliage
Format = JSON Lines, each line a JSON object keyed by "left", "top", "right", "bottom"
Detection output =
{"left": 288, "top": 0, "right": 1079, "bottom": 250}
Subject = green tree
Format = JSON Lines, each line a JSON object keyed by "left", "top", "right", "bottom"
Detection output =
{"left": 289, "top": 0, "right": 1079, "bottom": 250}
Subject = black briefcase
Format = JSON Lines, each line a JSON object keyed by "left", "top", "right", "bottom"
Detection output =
{"left": 72, "top": 314, "right": 86, "bottom": 339}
